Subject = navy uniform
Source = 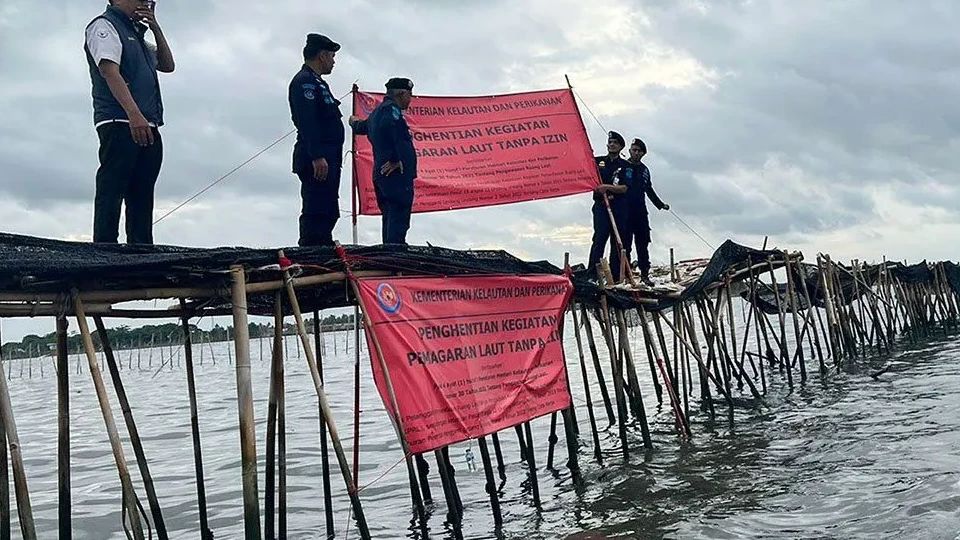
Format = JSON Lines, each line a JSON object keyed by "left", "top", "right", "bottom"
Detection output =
{"left": 587, "top": 131, "right": 631, "bottom": 281}
{"left": 289, "top": 34, "right": 344, "bottom": 246}
{"left": 351, "top": 78, "right": 417, "bottom": 244}
{"left": 621, "top": 138, "right": 668, "bottom": 281}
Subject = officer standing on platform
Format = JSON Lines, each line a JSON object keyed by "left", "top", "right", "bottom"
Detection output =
{"left": 349, "top": 78, "right": 417, "bottom": 244}
{"left": 289, "top": 33, "right": 344, "bottom": 246}
{"left": 619, "top": 138, "right": 669, "bottom": 286}
{"left": 85, "top": 0, "right": 175, "bottom": 244}
{"left": 587, "top": 131, "right": 631, "bottom": 281}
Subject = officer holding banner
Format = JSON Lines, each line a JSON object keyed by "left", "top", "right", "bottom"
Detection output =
{"left": 587, "top": 131, "right": 631, "bottom": 281}
{"left": 349, "top": 78, "right": 417, "bottom": 244}
{"left": 289, "top": 33, "right": 344, "bottom": 247}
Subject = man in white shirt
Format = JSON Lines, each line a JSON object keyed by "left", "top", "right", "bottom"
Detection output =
{"left": 84, "top": 0, "right": 174, "bottom": 244}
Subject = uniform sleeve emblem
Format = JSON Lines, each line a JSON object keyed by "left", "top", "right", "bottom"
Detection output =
{"left": 392, "top": 107, "right": 402, "bottom": 121}
{"left": 97, "top": 30, "right": 109, "bottom": 39}
{"left": 304, "top": 89, "right": 315, "bottom": 100}
{"left": 625, "top": 169, "right": 633, "bottom": 178}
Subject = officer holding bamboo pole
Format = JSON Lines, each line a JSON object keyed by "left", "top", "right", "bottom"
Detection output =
{"left": 587, "top": 131, "right": 630, "bottom": 282}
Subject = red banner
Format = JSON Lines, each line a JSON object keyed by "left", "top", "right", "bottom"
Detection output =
{"left": 352, "top": 88, "right": 597, "bottom": 215}
{"left": 356, "top": 274, "right": 573, "bottom": 454}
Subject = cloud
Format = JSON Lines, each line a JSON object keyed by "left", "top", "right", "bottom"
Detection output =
{"left": 1, "top": 0, "right": 959, "bottom": 341}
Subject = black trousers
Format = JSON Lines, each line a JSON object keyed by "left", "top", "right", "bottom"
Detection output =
{"left": 93, "top": 123, "right": 163, "bottom": 244}
{"left": 375, "top": 181, "right": 414, "bottom": 245}
{"left": 588, "top": 201, "right": 629, "bottom": 281}
{"left": 624, "top": 215, "right": 652, "bottom": 275}
{"left": 298, "top": 164, "right": 341, "bottom": 247}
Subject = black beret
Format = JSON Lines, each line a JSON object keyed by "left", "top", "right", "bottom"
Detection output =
{"left": 306, "top": 33, "right": 340, "bottom": 52}
{"left": 632, "top": 138, "right": 647, "bottom": 153}
{"left": 385, "top": 77, "right": 414, "bottom": 91}
{"left": 608, "top": 131, "right": 625, "bottom": 147}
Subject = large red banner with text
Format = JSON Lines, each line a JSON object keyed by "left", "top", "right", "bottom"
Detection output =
{"left": 356, "top": 274, "right": 573, "bottom": 454}
{"left": 352, "top": 88, "right": 597, "bottom": 215}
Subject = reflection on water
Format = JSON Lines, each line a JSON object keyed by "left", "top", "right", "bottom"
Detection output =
{"left": 4, "top": 320, "right": 960, "bottom": 539}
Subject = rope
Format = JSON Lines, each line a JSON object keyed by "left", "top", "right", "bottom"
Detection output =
{"left": 154, "top": 89, "right": 354, "bottom": 226}
{"left": 670, "top": 209, "right": 715, "bottom": 250}
{"left": 153, "top": 129, "right": 295, "bottom": 226}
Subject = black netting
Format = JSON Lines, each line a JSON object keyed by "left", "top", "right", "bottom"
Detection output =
{"left": 889, "top": 261, "right": 934, "bottom": 285}
{"left": 573, "top": 240, "right": 783, "bottom": 311}
{"left": 943, "top": 262, "right": 960, "bottom": 295}
{"left": 0, "top": 233, "right": 561, "bottom": 316}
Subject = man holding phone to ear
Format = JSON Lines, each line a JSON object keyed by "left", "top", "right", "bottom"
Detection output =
{"left": 85, "top": 0, "right": 174, "bottom": 244}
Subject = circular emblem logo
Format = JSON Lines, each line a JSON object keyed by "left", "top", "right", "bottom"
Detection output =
{"left": 303, "top": 89, "right": 315, "bottom": 100}
{"left": 376, "top": 283, "right": 402, "bottom": 314}
{"left": 97, "top": 30, "right": 109, "bottom": 39}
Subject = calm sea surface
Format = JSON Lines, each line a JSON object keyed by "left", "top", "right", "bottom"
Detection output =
{"left": 4, "top": 317, "right": 960, "bottom": 539}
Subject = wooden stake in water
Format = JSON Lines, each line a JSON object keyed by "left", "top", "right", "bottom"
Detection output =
{"left": 94, "top": 316, "right": 167, "bottom": 539}
{"left": 283, "top": 258, "right": 371, "bottom": 538}
{"left": 179, "top": 304, "right": 212, "bottom": 540}
{"left": 579, "top": 305, "right": 616, "bottom": 426}
{"left": 229, "top": 266, "right": 263, "bottom": 540}
{"left": 312, "top": 309, "right": 334, "bottom": 539}
{"left": 74, "top": 299, "right": 143, "bottom": 540}
{"left": 265, "top": 295, "right": 281, "bottom": 540}
{"left": 570, "top": 302, "right": 603, "bottom": 464}
{"left": 56, "top": 317, "right": 70, "bottom": 540}
{"left": 477, "top": 436, "right": 502, "bottom": 529}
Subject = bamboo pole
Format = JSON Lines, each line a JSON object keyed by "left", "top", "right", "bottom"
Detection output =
{"left": 229, "top": 266, "right": 262, "bottom": 540}
{"left": 283, "top": 261, "right": 376, "bottom": 538}
{"left": 578, "top": 305, "right": 616, "bottom": 426}
{"left": 179, "top": 304, "right": 212, "bottom": 540}
{"left": 570, "top": 303, "right": 603, "bottom": 464}
{"left": 477, "top": 436, "right": 502, "bottom": 529}
{"left": 596, "top": 299, "right": 629, "bottom": 458}
{"left": 56, "top": 316, "right": 70, "bottom": 540}
{"left": 783, "top": 254, "right": 807, "bottom": 382}
{"left": 522, "top": 421, "right": 542, "bottom": 508}
{"left": 313, "top": 309, "right": 335, "bottom": 540}
{"left": 0, "top": 408, "right": 7, "bottom": 540}
{"left": 264, "top": 295, "right": 281, "bottom": 540}
{"left": 491, "top": 433, "right": 506, "bottom": 481}
{"left": 617, "top": 310, "right": 652, "bottom": 448}
{"left": 94, "top": 317, "right": 167, "bottom": 539}
{"left": 74, "top": 299, "right": 143, "bottom": 540}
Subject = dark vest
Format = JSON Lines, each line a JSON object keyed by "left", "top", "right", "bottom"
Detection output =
{"left": 85, "top": 6, "right": 164, "bottom": 126}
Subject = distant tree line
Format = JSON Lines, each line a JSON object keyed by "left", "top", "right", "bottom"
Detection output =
{"left": 0, "top": 313, "right": 356, "bottom": 360}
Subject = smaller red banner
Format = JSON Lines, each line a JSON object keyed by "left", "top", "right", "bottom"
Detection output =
{"left": 356, "top": 274, "right": 572, "bottom": 454}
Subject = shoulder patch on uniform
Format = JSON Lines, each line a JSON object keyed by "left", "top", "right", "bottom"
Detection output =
{"left": 625, "top": 169, "right": 633, "bottom": 178}
{"left": 304, "top": 89, "right": 316, "bottom": 100}
{"left": 97, "top": 30, "right": 109, "bottom": 39}
{"left": 301, "top": 83, "right": 317, "bottom": 90}
{"left": 392, "top": 107, "right": 402, "bottom": 121}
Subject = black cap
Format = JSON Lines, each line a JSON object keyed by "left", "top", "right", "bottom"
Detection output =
{"left": 608, "top": 131, "right": 625, "bottom": 148}
{"left": 306, "top": 33, "right": 340, "bottom": 53}
{"left": 385, "top": 77, "right": 414, "bottom": 91}
{"left": 632, "top": 138, "right": 647, "bottom": 153}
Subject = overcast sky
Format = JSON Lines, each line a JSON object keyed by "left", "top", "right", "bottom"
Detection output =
{"left": 1, "top": 1, "right": 958, "bottom": 339}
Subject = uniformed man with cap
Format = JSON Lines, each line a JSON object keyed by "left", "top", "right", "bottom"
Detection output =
{"left": 289, "top": 33, "right": 344, "bottom": 246}
{"left": 349, "top": 78, "right": 417, "bottom": 244}
{"left": 618, "top": 138, "right": 669, "bottom": 286}
{"left": 587, "top": 131, "right": 631, "bottom": 281}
